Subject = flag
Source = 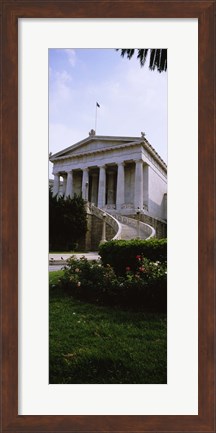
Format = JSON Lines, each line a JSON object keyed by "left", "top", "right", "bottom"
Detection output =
{"left": 96, "top": 102, "right": 100, "bottom": 107}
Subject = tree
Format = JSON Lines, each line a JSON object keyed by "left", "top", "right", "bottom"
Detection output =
{"left": 116, "top": 49, "right": 167, "bottom": 72}
{"left": 49, "top": 189, "right": 87, "bottom": 251}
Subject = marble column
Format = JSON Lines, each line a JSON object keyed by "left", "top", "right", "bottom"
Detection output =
{"left": 62, "top": 175, "right": 67, "bottom": 197}
{"left": 53, "top": 173, "right": 60, "bottom": 196}
{"left": 107, "top": 171, "right": 116, "bottom": 205}
{"left": 91, "top": 173, "right": 98, "bottom": 205}
{"left": 116, "top": 162, "right": 125, "bottom": 211}
{"left": 65, "top": 170, "right": 73, "bottom": 198}
{"left": 82, "top": 168, "right": 89, "bottom": 200}
{"left": 143, "top": 163, "right": 149, "bottom": 210}
{"left": 98, "top": 165, "right": 106, "bottom": 208}
{"left": 134, "top": 159, "right": 143, "bottom": 210}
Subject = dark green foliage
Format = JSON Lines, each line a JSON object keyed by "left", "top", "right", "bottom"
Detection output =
{"left": 57, "top": 254, "right": 167, "bottom": 312}
{"left": 99, "top": 238, "right": 167, "bottom": 276}
{"left": 49, "top": 189, "right": 87, "bottom": 251}
{"left": 49, "top": 278, "right": 167, "bottom": 384}
{"left": 116, "top": 49, "right": 167, "bottom": 72}
{"left": 57, "top": 256, "right": 119, "bottom": 305}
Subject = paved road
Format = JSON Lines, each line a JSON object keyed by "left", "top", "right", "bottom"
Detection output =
{"left": 49, "top": 265, "right": 65, "bottom": 272}
{"left": 49, "top": 252, "right": 99, "bottom": 261}
{"left": 49, "top": 252, "right": 100, "bottom": 272}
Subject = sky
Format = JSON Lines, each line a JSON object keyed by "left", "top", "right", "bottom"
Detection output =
{"left": 49, "top": 48, "right": 167, "bottom": 178}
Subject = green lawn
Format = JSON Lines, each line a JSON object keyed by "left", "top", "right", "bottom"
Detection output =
{"left": 49, "top": 271, "right": 167, "bottom": 384}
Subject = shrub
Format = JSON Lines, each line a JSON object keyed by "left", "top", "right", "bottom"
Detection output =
{"left": 119, "top": 256, "right": 167, "bottom": 310}
{"left": 49, "top": 189, "right": 87, "bottom": 251}
{"left": 58, "top": 256, "right": 119, "bottom": 303}
{"left": 56, "top": 255, "right": 167, "bottom": 312}
{"left": 99, "top": 238, "right": 167, "bottom": 276}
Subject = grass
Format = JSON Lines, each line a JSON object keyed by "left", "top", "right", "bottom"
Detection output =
{"left": 49, "top": 271, "right": 167, "bottom": 384}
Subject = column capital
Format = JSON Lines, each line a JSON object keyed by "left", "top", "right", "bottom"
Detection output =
{"left": 98, "top": 164, "right": 106, "bottom": 169}
{"left": 117, "top": 161, "right": 125, "bottom": 167}
{"left": 82, "top": 167, "right": 89, "bottom": 172}
{"left": 66, "top": 169, "right": 73, "bottom": 174}
{"left": 135, "top": 159, "right": 143, "bottom": 164}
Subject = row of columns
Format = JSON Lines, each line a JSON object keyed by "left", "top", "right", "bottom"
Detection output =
{"left": 53, "top": 159, "right": 145, "bottom": 210}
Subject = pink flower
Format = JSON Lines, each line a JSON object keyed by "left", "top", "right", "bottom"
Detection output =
{"left": 136, "top": 255, "right": 141, "bottom": 260}
{"left": 139, "top": 267, "right": 145, "bottom": 272}
{"left": 126, "top": 266, "right": 131, "bottom": 272}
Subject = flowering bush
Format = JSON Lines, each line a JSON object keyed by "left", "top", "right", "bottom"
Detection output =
{"left": 57, "top": 254, "right": 167, "bottom": 311}
{"left": 99, "top": 238, "right": 167, "bottom": 276}
{"left": 58, "top": 256, "right": 119, "bottom": 303}
{"left": 119, "top": 255, "right": 167, "bottom": 309}
{"left": 125, "top": 255, "right": 166, "bottom": 280}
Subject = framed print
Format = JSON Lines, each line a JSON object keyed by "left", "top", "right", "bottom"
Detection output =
{"left": 20, "top": 19, "right": 195, "bottom": 415}
{"left": 1, "top": 1, "right": 215, "bottom": 432}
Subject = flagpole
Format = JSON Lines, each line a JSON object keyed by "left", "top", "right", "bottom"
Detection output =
{"left": 95, "top": 102, "right": 100, "bottom": 134}
{"left": 95, "top": 103, "right": 97, "bottom": 134}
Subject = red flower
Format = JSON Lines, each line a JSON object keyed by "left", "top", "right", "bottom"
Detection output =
{"left": 126, "top": 266, "right": 131, "bottom": 272}
{"left": 136, "top": 255, "right": 141, "bottom": 260}
{"left": 139, "top": 267, "right": 145, "bottom": 272}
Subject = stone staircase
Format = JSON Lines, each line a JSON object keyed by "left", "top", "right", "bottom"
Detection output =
{"left": 120, "top": 223, "right": 141, "bottom": 240}
{"left": 112, "top": 213, "right": 155, "bottom": 240}
{"left": 89, "top": 204, "right": 155, "bottom": 241}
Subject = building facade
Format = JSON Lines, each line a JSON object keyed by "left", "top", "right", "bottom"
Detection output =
{"left": 50, "top": 131, "right": 167, "bottom": 220}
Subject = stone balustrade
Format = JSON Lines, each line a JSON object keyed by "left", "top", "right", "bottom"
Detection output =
{"left": 89, "top": 204, "right": 122, "bottom": 240}
{"left": 90, "top": 204, "right": 155, "bottom": 241}
{"left": 113, "top": 213, "right": 155, "bottom": 240}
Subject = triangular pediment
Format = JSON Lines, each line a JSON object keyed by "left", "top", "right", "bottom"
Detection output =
{"left": 50, "top": 135, "right": 141, "bottom": 161}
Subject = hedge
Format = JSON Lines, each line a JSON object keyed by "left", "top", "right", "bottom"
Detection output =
{"left": 56, "top": 255, "right": 167, "bottom": 312}
{"left": 99, "top": 238, "right": 167, "bottom": 276}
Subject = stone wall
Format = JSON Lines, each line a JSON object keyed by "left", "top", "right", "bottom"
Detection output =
{"left": 131, "top": 214, "right": 167, "bottom": 239}
{"left": 148, "top": 166, "right": 167, "bottom": 219}
{"left": 86, "top": 214, "right": 116, "bottom": 251}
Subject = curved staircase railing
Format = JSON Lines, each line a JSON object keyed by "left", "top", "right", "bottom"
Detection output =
{"left": 88, "top": 204, "right": 155, "bottom": 241}
{"left": 89, "top": 203, "right": 122, "bottom": 240}
{"left": 109, "top": 213, "right": 156, "bottom": 240}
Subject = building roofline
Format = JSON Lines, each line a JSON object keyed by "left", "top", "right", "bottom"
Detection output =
{"left": 50, "top": 134, "right": 167, "bottom": 169}
{"left": 50, "top": 135, "right": 143, "bottom": 158}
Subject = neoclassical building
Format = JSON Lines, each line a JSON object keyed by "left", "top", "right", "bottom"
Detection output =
{"left": 50, "top": 130, "right": 167, "bottom": 220}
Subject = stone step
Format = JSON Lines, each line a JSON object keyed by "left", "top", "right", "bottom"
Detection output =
{"left": 120, "top": 223, "right": 138, "bottom": 240}
{"left": 112, "top": 213, "right": 148, "bottom": 240}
